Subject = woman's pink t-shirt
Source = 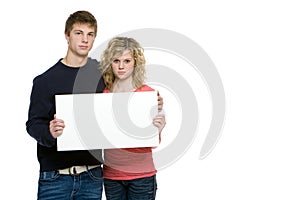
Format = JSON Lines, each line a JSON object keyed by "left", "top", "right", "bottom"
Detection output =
{"left": 103, "top": 85, "right": 159, "bottom": 180}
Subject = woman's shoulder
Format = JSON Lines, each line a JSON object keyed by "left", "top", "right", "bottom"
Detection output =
{"left": 135, "top": 84, "right": 155, "bottom": 92}
{"left": 103, "top": 88, "right": 110, "bottom": 93}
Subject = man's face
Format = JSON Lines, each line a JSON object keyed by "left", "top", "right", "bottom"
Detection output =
{"left": 65, "top": 23, "right": 96, "bottom": 57}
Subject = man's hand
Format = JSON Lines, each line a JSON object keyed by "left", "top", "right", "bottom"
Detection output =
{"left": 49, "top": 114, "right": 65, "bottom": 138}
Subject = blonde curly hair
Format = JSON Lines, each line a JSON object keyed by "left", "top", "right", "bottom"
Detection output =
{"left": 99, "top": 37, "right": 146, "bottom": 91}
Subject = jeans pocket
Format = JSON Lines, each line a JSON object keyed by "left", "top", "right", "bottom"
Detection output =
{"left": 39, "top": 170, "right": 60, "bottom": 181}
{"left": 87, "top": 167, "right": 103, "bottom": 181}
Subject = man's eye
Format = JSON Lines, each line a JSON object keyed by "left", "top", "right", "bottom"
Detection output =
{"left": 88, "top": 33, "right": 94, "bottom": 37}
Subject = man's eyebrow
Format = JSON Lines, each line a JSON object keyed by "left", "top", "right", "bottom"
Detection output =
{"left": 73, "top": 29, "right": 95, "bottom": 34}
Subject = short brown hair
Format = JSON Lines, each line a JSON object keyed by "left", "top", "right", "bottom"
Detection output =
{"left": 64, "top": 10, "right": 97, "bottom": 36}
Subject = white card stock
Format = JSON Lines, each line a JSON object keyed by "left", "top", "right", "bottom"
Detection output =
{"left": 55, "top": 91, "right": 159, "bottom": 151}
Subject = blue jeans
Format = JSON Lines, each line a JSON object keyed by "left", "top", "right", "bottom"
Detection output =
{"left": 38, "top": 166, "right": 103, "bottom": 200}
{"left": 104, "top": 175, "right": 157, "bottom": 200}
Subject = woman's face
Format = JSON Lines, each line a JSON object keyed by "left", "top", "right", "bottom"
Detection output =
{"left": 111, "top": 50, "right": 135, "bottom": 80}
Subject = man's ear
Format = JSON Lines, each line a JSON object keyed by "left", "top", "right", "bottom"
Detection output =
{"left": 65, "top": 33, "right": 70, "bottom": 44}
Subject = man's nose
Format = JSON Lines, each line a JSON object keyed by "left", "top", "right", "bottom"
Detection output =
{"left": 82, "top": 34, "right": 88, "bottom": 43}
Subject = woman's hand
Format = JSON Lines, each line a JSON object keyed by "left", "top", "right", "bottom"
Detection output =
{"left": 157, "top": 91, "right": 164, "bottom": 112}
{"left": 153, "top": 112, "right": 166, "bottom": 133}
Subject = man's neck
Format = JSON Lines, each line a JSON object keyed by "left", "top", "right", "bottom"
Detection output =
{"left": 62, "top": 53, "right": 88, "bottom": 68}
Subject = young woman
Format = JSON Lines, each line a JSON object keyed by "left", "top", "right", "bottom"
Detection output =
{"left": 99, "top": 37, "right": 166, "bottom": 200}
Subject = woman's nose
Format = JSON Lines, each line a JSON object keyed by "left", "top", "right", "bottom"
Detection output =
{"left": 118, "top": 62, "right": 124, "bottom": 69}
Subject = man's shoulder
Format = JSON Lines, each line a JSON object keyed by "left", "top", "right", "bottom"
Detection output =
{"left": 88, "top": 57, "right": 100, "bottom": 65}
{"left": 86, "top": 57, "right": 100, "bottom": 70}
{"left": 33, "top": 59, "right": 62, "bottom": 82}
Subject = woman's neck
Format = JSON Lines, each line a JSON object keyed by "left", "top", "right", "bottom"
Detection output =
{"left": 112, "top": 78, "right": 136, "bottom": 93}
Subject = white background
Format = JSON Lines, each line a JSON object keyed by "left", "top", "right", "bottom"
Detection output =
{"left": 1, "top": 0, "right": 300, "bottom": 199}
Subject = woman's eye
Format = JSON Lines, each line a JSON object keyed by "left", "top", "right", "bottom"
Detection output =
{"left": 124, "top": 59, "right": 131, "bottom": 63}
{"left": 113, "top": 59, "right": 119, "bottom": 63}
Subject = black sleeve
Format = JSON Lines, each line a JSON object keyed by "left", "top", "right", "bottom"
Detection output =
{"left": 26, "top": 75, "right": 56, "bottom": 147}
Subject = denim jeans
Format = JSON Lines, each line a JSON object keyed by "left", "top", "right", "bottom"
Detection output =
{"left": 104, "top": 175, "right": 157, "bottom": 200}
{"left": 38, "top": 166, "right": 103, "bottom": 200}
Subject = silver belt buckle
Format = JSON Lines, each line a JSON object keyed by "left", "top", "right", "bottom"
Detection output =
{"left": 68, "top": 166, "right": 80, "bottom": 176}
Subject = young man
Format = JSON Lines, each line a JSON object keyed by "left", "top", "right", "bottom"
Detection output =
{"left": 26, "top": 10, "right": 104, "bottom": 199}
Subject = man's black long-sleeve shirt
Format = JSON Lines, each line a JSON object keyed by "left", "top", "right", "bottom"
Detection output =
{"left": 26, "top": 58, "right": 105, "bottom": 171}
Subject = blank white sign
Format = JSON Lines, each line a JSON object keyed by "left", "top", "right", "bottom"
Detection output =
{"left": 55, "top": 91, "right": 159, "bottom": 151}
